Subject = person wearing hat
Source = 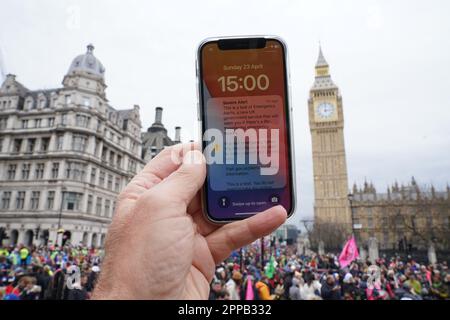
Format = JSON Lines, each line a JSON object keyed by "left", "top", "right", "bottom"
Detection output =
{"left": 255, "top": 275, "right": 273, "bottom": 300}
{"left": 225, "top": 270, "right": 242, "bottom": 300}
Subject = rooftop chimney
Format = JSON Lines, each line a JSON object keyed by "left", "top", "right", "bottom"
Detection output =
{"left": 147, "top": 106, "right": 166, "bottom": 133}
{"left": 174, "top": 126, "right": 181, "bottom": 143}
{"left": 155, "top": 107, "right": 163, "bottom": 124}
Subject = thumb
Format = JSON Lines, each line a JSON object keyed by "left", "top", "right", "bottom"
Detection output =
{"left": 155, "top": 150, "right": 206, "bottom": 207}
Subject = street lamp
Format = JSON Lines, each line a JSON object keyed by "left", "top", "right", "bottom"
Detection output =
{"left": 57, "top": 187, "right": 67, "bottom": 245}
{"left": 348, "top": 193, "right": 355, "bottom": 236}
{"left": 260, "top": 236, "right": 265, "bottom": 269}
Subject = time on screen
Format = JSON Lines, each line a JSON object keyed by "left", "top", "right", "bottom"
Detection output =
{"left": 218, "top": 74, "right": 270, "bottom": 92}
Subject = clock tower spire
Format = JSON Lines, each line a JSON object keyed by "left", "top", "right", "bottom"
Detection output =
{"left": 308, "top": 46, "right": 352, "bottom": 236}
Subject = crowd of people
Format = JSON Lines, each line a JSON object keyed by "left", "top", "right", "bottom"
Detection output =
{"left": 0, "top": 243, "right": 102, "bottom": 300}
{"left": 1, "top": 240, "right": 449, "bottom": 300}
{"left": 209, "top": 243, "right": 450, "bottom": 300}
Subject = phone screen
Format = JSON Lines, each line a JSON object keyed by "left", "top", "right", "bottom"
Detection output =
{"left": 199, "top": 38, "right": 294, "bottom": 222}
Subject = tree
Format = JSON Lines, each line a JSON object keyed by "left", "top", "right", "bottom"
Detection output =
{"left": 304, "top": 220, "right": 349, "bottom": 252}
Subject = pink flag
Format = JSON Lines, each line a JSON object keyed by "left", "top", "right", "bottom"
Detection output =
{"left": 245, "top": 276, "right": 254, "bottom": 300}
{"left": 339, "top": 236, "right": 359, "bottom": 269}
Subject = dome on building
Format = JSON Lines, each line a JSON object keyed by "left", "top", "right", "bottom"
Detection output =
{"left": 67, "top": 44, "right": 105, "bottom": 79}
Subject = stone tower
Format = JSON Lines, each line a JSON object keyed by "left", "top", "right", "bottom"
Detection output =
{"left": 308, "top": 47, "right": 352, "bottom": 232}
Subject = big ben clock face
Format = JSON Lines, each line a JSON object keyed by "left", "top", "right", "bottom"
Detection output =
{"left": 315, "top": 102, "right": 337, "bottom": 122}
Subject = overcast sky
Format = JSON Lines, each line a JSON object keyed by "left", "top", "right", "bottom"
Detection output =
{"left": 1, "top": 0, "right": 449, "bottom": 226}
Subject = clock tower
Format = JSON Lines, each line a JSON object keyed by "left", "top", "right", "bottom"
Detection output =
{"left": 308, "top": 47, "right": 352, "bottom": 232}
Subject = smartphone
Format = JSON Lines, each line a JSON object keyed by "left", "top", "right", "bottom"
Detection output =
{"left": 196, "top": 36, "right": 296, "bottom": 223}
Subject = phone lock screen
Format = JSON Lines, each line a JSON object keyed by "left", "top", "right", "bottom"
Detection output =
{"left": 198, "top": 37, "right": 295, "bottom": 222}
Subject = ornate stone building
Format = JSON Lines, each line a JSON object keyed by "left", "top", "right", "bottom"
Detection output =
{"left": 351, "top": 178, "right": 450, "bottom": 251}
{"left": 0, "top": 44, "right": 144, "bottom": 247}
{"left": 308, "top": 47, "right": 352, "bottom": 232}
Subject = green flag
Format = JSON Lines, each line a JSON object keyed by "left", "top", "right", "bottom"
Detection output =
{"left": 265, "top": 255, "right": 277, "bottom": 279}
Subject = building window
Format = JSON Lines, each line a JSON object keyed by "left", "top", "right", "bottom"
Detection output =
{"left": 72, "top": 134, "right": 88, "bottom": 152}
{"left": 65, "top": 95, "right": 71, "bottom": 105}
{"left": 90, "top": 167, "right": 97, "bottom": 184}
{"left": 76, "top": 115, "right": 90, "bottom": 128}
{"left": 27, "top": 138, "right": 36, "bottom": 153}
{"left": 66, "top": 162, "right": 86, "bottom": 181}
{"left": 41, "top": 137, "right": 50, "bottom": 152}
{"left": 51, "top": 162, "right": 59, "bottom": 179}
{"left": 96, "top": 197, "right": 103, "bottom": 216}
{"left": 7, "top": 164, "right": 16, "bottom": 180}
{"left": 383, "top": 231, "right": 389, "bottom": 248}
{"left": 117, "top": 155, "right": 122, "bottom": 169}
{"left": 131, "top": 141, "right": 138, "bottom": 153}
{"left": 128, "top": 160, "right": 137, "bottom": 173}
{"left": 0, "top": 138, "right": 3, "bottom": 152}
{"left": 27, "top": 100, "right": 33, "bottom": 109}
{"left": 56, "top": 135, "right": 64, "bottom": 150}
{"left": 40, "top": 99, "right": 46, "bottom": 108}
{"left": 21, "top": 163, "right": 31, "bottom": 180}
{"left": 115, "top": 177, "right": 120, "bottom": 192}
{"left": 16, "top": 191, "right": 25, "bottom": 210}
{"left": 426, "top": 216, "right": 433, "bottom": 229}
{"left": 368, "top": 217, "right": 374, "bottom": 229}
{"left": 35, "top": 119, "right": 42, "bottom": 128}
{"left": 13, "top": 139, "right": 22, "bottom": 153}
{"left": 112, "top": 201, "right": 116, "bottom": 216}
{"left": 395, "top": 216, "right": 403, "bottom": 229}
{"left": 87, "top": 195, "right": 93, "bottom": 214}
{"left": 22, "top": 119, "right": 29, "bottom": 129}
{"left": 30, "top": 191, "right": 40, "bottom": 210}
{"left": 47, "top": 191, "right": 55, "bottom": 210}
{"left": 107, "top": 174, "right": 113, "bottom": 190}
{"left": 101, "top": 147, "right": 107, "bottom": 162}
{"left": 105, "top": 199, "right": 111, "bottom": 218}
{"left": 1, "top": 191, "right": 11, "bottom": 209}
{"left": 64, "top": 192, "right": 82, "bottom": 211}
{"left": 48, "top": 117, "right": 55, "bottom": 127}
{"left": 109, "top": 151, "right": 115, "bottom": 165}
{"left": 0, "top": 117, "right": 7, "bottom": 129}
{"left": 35, "top": 163, "right": 45, "bottom": 179}
{"left": 83, "top": 97, "right": 91, "bottom": 108}
{"left": 61, "top": 113, "right": 67, "bottom": 125}
{"left": 99, "top": 171, "right": 105, "bottom": 187}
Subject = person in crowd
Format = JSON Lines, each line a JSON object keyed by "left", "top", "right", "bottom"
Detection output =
{"left": 299, "top": 273, "right": 321, "bottom": 300}
{"left": 225, "top": 271, "right": 242, "bottom": 300}
{"left": 321, "top": 275, "right": 341, "bottom": 300}
{"left": 255, "top": 276, "right": 273, "bottom": 300}
{"left": 209, "top": 280, "right": 223, "bottom": 300}
{"left": 288, "top": 277, "right": 301, "bottom": 300}
{"left": 19, "top": 246, "right": 29, "bottom": 267}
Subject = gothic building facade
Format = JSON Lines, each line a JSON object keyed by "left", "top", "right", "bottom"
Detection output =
{"left": 351, "top": 179, "right": 450, "bottom": 251}
{"left": 0, "top": 44, "right": 145, "bottom": 247}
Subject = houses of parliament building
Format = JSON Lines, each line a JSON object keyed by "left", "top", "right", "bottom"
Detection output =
{"left": 308, "top": 47, "right": 450, "bottom": 251}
